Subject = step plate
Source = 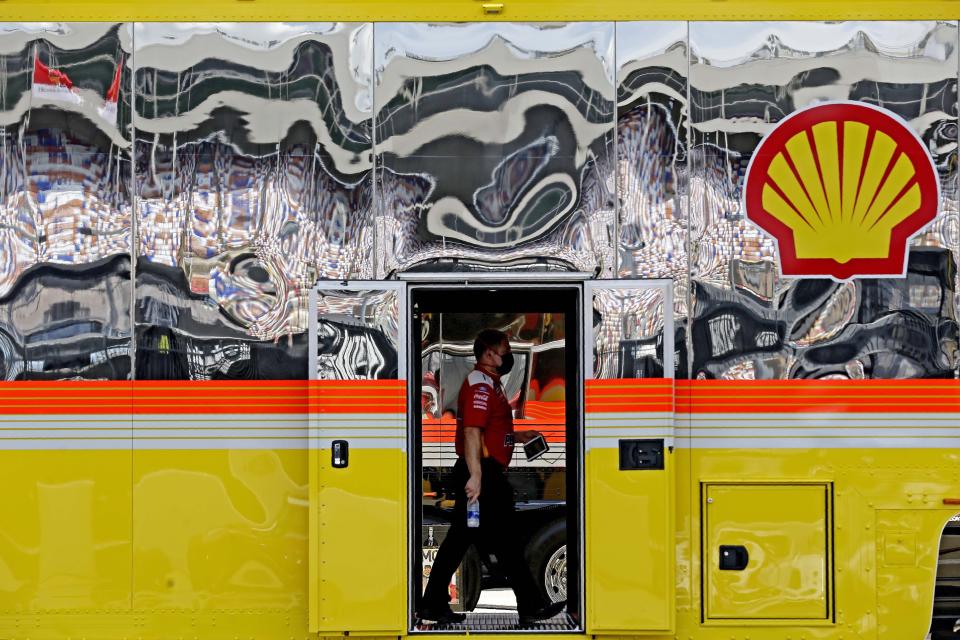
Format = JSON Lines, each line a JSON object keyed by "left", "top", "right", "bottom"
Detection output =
{"left": 415, "top": 612, "right": 579, "bottom": 633}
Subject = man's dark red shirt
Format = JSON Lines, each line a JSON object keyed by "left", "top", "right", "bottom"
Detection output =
{"left": 455, "top": 367, "right": 514, "bottom": 466}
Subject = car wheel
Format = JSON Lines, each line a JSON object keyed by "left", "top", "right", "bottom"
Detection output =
{"left": 526, "top": 519, "right": 566, "bottom": 605}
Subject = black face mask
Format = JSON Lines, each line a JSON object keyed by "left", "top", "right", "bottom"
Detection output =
{"left": 497, "top": 352, "right": 515, "bottom": 376}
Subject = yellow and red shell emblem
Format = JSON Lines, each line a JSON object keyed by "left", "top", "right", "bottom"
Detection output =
{"left": 744, "top": 102, "right": 939, "bottom": 280}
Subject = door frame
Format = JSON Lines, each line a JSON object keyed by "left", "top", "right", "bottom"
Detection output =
{"left": 406, "top": 279, "right": 586, "bottom": 633}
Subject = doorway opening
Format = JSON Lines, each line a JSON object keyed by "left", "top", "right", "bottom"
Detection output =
{"left": 410, "top": 285, "right": 582, "bottom": 633}
{"left": 931, "top": 514, "right": 960, "bottom": 639}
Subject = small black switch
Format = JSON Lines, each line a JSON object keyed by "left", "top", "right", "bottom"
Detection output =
{"left": 719, "top": 545, "right": 749, "bottom": 570}
{"left": 332, "top": 440, "right": 349, "bottom": 468}
{"left": 618, "top": 438, "right": 665, "bottom": 470}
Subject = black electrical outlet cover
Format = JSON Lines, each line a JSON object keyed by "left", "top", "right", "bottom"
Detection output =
{"left": 618, "top": 438, "right": 665, "bottom": 470}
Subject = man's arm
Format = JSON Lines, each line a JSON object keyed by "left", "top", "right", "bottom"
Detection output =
{"left": 513, "top": 429, "right": 542, "bottom": 444}
{"left": 463, "top": 426, "right": 482, "bottom": 501}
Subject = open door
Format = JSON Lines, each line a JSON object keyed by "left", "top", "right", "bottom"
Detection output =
{"left": 308, "top": 282, "right": 407, "bottom": 634}
{"left": 583, "top": 280, "right": 675, "bottom": 634}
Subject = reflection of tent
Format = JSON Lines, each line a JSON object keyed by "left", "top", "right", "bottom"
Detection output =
{"left": 32, "top": 51, "right": 81, "bottom": 105}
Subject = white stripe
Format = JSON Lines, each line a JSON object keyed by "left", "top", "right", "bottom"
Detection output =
{"left": 671, "top": 411, "right": 960, "bottom": 448}
{"left": 586, "top": 412, "right": 674, "bottom": 422}
{"left": 0, "top": 412, "right": 407, "bottom": 450}
{"left": 674, "top": 436, "right": 960, "bottom": 449}
{"left": 688, "top": 412, "right": 960, "bottom": 426}
{"left": 586, "top": 429, "right": 674, "bottom": 451}
{"left": 316, "top": 428, "right": 404, "bottom": 439}
{"left": 688, "top": 427, "right": 960, "bottom": 437}
{"left": 313, "top": 437, "right": 406, "bottom": 450}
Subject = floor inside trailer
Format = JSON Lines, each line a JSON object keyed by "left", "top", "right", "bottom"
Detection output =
{"left": 414, "top": 612, "right": 578, "bottom": 633}
{"left": 415, "top": 588, "right": 579, "bottom": 633}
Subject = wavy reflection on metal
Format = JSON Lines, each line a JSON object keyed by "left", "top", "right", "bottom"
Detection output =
{"left": 373, "top": 23, "right": 616, "bottom": 276}
{"left": 616, "top": 23, "right": 688, "bottom": 283}
{"left": 689, "top": 21, "right": 959, "bottom": 379}
{"left": 0, "top": 22, "right": 132, "bottom": 379}
{"left": 134, "top": 23, "right": 373, "bottom": 379}
{"left": 592, "top": 287, "right": 665, "bottom": 379}
{"left": 315, "top": 289, "right": 400, "bottom": 380}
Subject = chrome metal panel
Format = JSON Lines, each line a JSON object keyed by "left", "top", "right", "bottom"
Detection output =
{"left": 616, "top": 22, "right": 688, "bottom": 377}
{"left": 134, "top": 23, "right": 373, "bottom": 379}
{"left": 373, "top": 22, "right": 616, "bottom": 276}
{"left": 0, "top": 23, "right": 132, "bottom": 379}
{"left": 616, "top": 22, "right": 688, "bottom": 285}
{"left": 688, "top": 21, "right": 959, "bottom": 379}
{"left": 314, "top": 288, "right": 400, "bottom": 380}
{"left": 589, "top": 285, "right": 668, "bottom": 379}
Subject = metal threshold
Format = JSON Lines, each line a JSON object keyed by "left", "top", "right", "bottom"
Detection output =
{"left": 414, "top": 612, "right": 580, "bottom": 633}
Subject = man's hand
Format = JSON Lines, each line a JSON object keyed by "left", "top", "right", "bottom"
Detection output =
{"left": 513, "top": 429, "right": 542, "bottom": 444}
{"left": 465, "top": 473, "right": 481, "bottom": 501}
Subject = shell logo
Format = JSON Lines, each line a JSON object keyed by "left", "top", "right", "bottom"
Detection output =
{"left": 744, "top": 102, "right": 939, "bottom": 280}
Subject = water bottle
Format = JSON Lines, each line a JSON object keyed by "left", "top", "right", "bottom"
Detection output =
{"left": 466, "top": 499, "right": 480, "bottom": 528}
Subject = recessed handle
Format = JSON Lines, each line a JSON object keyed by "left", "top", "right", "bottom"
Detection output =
{"left": 332, "top": 440, "right": 349, "bottom": 468}
{"left": 719, "top": 545, "right": 749, "bottom": 571}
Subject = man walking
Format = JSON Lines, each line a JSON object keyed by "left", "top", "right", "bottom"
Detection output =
{"left": 419, "top": 329, "right": 566, "bottom": 625}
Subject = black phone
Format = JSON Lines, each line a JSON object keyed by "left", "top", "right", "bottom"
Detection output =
{"left": 523, "top": 434, "right": 549, "bottom": 461}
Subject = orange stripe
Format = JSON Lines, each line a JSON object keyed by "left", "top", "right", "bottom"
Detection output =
{"left": 0, "top": 379, "right": 407, "bottom": 415}
{"left": 586, "top": 378, "right": 673, "bottom": 413}
{"left": 310, "top": 379, "right": 406, "bottom": 414}
{"left": 0, "top": 379, "right": 957, "bottom": 415}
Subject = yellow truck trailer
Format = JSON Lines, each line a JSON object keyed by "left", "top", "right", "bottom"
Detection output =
{"left": 0, "top": 1, "right": 957, "bottom": 639}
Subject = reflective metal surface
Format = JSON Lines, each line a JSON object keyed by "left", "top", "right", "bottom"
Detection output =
{"left": 616, "top": 22, "right": 688, "bottom": 283}
{"left": 688, "top": 21, "right": 959, "bottom": 379}
{"left": 314, "top": 288, "right": 400, "bottom": 380}
{"left": 0, "top": 22, "right": 132, "bottom": 379}
{"left": 373, "top": 23, "right": 616, "bottom": 276}
{"left": 616, "top": 23, "right": 688, "bottom": 377}
{"left": 134, "top": 23, "right": 373, "bottom": 379}
{"left": 591, "top": 287, "right": 666, "bottom": 379}
{"left": 0, "top": 20, "right": 956, "bottom": 383}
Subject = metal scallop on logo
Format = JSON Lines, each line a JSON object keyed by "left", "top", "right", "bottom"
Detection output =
{"left": 743, "top": 101, "right": 940, "bottom": 280}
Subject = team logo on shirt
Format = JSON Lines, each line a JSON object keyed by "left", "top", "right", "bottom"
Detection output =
{"left": 743, "top": 101, "right": 939, "bottom": 280}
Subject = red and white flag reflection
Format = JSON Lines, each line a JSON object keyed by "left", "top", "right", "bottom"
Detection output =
{"left": 32, "top": 54, "right": 82, "bottom": 105}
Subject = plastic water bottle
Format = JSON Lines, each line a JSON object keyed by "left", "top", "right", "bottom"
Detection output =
{"left": 467, "top": 499, "right": 480, "bottom": 528}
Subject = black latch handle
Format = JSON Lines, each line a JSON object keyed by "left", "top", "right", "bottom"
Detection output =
{"left": 719, "top": 545, "right": 749, "bottom": 570}
{"left": 332, "top": 440, "right": 349, "bottom": 468}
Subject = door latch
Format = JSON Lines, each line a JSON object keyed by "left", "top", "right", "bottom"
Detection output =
{"left": 332, "top": 440, "right": 349, "bottom": 468}
{"left": 719, "top": 545, "right": 749, "bottom": 570}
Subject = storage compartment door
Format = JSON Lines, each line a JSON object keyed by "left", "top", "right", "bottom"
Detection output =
{"left": 308, "top": 283, "right": 407, "bottom": 634}
{"left": 584, "top": 280, "right": 675, "bottom": 634}
{"left": 704, "top": 483, "right": 830, "bottom": 620}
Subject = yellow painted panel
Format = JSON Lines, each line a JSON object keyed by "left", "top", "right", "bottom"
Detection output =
{"left": 704, "top": 483, "right": 829, "bottom": 620}
{"left": 0, "top": 0, "right": 956, "bottom": 21}
{"left": 0, "top": 450, "right": 131, "bottom": 611}
{"left": 585, "top": 447, "right": 673, "bottom": 633}
{"left": 876, "top": 509, "right": 951, "bottom": 640}
{"left": 132, "top": 449, "right": 308, "bottom": 610}
{"left": 313, "top": 447, "right": 406, "bottom": 634}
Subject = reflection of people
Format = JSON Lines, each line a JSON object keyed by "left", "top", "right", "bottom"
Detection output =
{"left": 419, "top": 329, "right": 565, "bottom": 625}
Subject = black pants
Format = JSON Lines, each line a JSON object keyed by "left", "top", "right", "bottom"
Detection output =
{"left": 422, "top": 457, "right": 541, "bottom": 615}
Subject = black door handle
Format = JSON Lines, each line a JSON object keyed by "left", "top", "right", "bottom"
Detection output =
{"left": 719, "top": 545, "right": 749, "bottom": 570}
